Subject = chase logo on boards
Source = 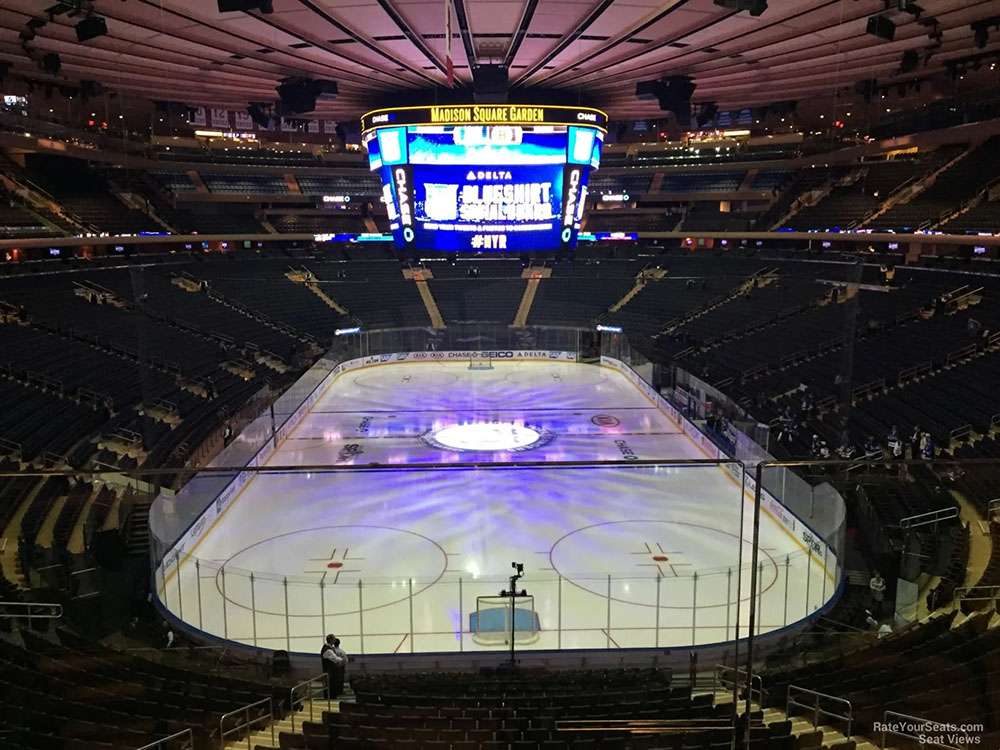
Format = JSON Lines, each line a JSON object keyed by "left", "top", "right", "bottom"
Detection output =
{"left": 614, "top": 439, "right": 638, "bottom": 461}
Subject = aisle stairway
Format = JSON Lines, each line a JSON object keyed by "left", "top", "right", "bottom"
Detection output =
{"left": 704, "top": 688, "right": 892, "bottom": 750}
{"left": 224, "top": 695, "right": 343, "bottom": 750}
{"left": 513, "top": 266, "right": 551, "bottom": 328}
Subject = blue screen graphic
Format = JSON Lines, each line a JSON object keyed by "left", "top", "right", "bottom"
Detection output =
{"left": 367, "top": 124, "right": 602, "bottom": 252}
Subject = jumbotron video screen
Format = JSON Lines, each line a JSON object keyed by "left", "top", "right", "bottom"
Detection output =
{"left": 362, "top": 105, "right": 607, "bottom": 252}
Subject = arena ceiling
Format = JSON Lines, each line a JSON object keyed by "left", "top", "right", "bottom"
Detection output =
{"left": 1, "top": 0, "right": 999, "bottom": 121}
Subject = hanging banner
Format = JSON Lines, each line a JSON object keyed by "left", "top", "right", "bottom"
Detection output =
{"left": 188, "top": 106, "right": 207, "bottom": 126}
{"left": 234, "top": 111, "right": 253, "bottom": 130}
{"left": 307, "top": 119, "right": 320, "bottom": 133}
{"left": 280, "top": 118, "right": 296, "bottom": 132}
{"left": 323, "top": 119, "right": 339, "bottom": 134}
{"left": 210, "top": 107, "right": 230, "bottom": 128}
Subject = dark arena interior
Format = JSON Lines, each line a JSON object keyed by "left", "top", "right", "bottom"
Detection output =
{"left": 5, "top": 1, "right": 1000, "bottom": 749}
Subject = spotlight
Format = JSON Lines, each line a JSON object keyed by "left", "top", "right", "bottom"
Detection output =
{"left": 79, "top": 80, "right": 103, "bottom": 100}
{"left": 636, "top": 75, "right": 696, "bottom": 127}
{"left": 866, "top": 15, "right": 896, "bottom": 41}
{"left": 899, "top": 49, "right": 919, "bottom": 73}
{"left": 247, "top": 102, "right": 271, "bottom": 128}
{"left": 854, "top": 78, "right": 878, "bottom": 103}
{"left": 75, "top": 15, "right": 107, "bottom": 42}
{"left": 217, "top": 0, "right": 273, "bottom": 11}
{"left": 41, "top": 52, "right": 61, "bottom": 75}
{"left": 275, "top": 78, "right": 337, "bottom": 115}
{"left": 472, "top": 64, "right": 508, "bottom": 104}
{"left": 696, "top": 102, "right": 719, "bottom": 128}
{"left": 713, "top": 0, "right": 767, "bottom": 16}
{"left": 974, "top": 24, "right": 988, "bottom": 50}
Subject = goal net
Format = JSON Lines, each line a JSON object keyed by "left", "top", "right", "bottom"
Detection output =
{"left": 470, "top": 595, "right": 540, "bottom": 645}
{"left": 468, "top": 353, "right": 494, "bottom": 370}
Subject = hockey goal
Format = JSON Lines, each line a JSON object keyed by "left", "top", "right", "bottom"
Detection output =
{"left": 468, "top": 352, "right": 494, "bottom": 370}
{"left": 470, "top": 595, "right": 540, "bottom": 645}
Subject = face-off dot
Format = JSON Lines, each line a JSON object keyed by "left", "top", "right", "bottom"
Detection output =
{"left": 327, "top": 562, "right": 343, "bottom": 569}
{"left": 423, "top": 421, "right": 554, "bottom": 453}
{"left": 652, "top": 555, "right": 669, "bottom": 562}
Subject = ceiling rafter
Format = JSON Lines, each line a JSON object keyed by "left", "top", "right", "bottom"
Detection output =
{"left": 450, "top": 0, "right": 478, "bottom": 77}
{"left": 531, "top": 0, "right": 696, "bottom": 87}
{"left": 550, "top": 0, "right": 859, "bottom": 91}
{"left": 503, "top": 0, "right": 539, "bottom": 69}
{"left": 581, "top": 0, "right": 996, "bottom": 97}
{"left": 294, "top": 0, "right": 441, "bottom": 86}
{"left": 373, "top": 0, "right": 448, "bottom": 80}
{"left": 511, "top": 0, "right": 617, "bottom": 86}
{"left": 125, "top": 0, "right": 397, "bottom": 87}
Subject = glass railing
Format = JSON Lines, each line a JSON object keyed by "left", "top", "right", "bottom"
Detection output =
{"left": 147, "top": 459, "right": 841, "bottom": 656}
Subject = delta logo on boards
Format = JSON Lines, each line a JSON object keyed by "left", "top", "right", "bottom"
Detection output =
{"left": 337, "top": 443, "right": 365, "bottom": 462}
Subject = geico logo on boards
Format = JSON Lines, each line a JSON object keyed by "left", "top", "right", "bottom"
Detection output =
{"left": 483, "top": 351, "right": 514, "bottom": 358}
{"left": 562, "top": 168, "right": 581, "bottom": 229}
{"left": 576, "top": 112, "right": 598, "bottom": 122}
{"left": 801, "top": 529, "right": 823, "bottom": 556}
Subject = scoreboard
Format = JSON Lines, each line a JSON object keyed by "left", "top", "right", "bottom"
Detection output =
{"left": 361, "top": 104, "right": 606, "bottom": 252}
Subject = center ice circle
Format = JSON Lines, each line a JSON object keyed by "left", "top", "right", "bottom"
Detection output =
{"left": 425, "top": 421, "right": 549, "bottom": 452}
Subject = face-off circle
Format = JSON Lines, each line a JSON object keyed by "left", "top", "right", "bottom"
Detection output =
{"left": 423, "top": 421, "right": 554, "bottom": 453}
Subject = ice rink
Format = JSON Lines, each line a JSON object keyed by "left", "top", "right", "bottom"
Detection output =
{"left": 160, "top": 359, "right": 836, "bottom": 655}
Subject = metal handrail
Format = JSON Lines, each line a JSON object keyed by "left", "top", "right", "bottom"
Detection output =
{"left": 988, "top": 498, "right": 1000, "bottom": 519}
{"left": 899, "top": 506, "right": 959, "bottom": 529}
{"left": 880, "top": 710, "right": 960, "bottom": 749}
{"left": 787, "top": 685, "right": 853, "bottom": 738}
{"left": 219, "top": 697, "right": 275, "bottom": 750}
{"left": 955, "top": 585, "right": 1000, "bottom": 603}
{"left": 714, "top": 664, "right": 764, "bottom": 704}
{"left": 0, "top": 601, "right": 63, "bottom": 620}
{"left": 289, "top": 673, "right": 329, "bottom": 733}
{"left": 135, "top": 728, "right": 194, "bottom": 750}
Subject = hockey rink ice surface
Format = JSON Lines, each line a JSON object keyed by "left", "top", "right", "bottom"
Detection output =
{"left": 161, "top": 360, "right": 836, "bottom": 655}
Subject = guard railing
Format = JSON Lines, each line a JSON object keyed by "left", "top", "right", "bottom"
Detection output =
{"left": 135, "top": 728, "right": 194, "bottom": 750}
{"left": 289, "top": 673, "right": 330, "bottom": 732}
{"left": 219, "top": 697, "right": 275, "bottom": 750}
{"left": 787, "top": 685, "right": 852, "bottom": 738}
